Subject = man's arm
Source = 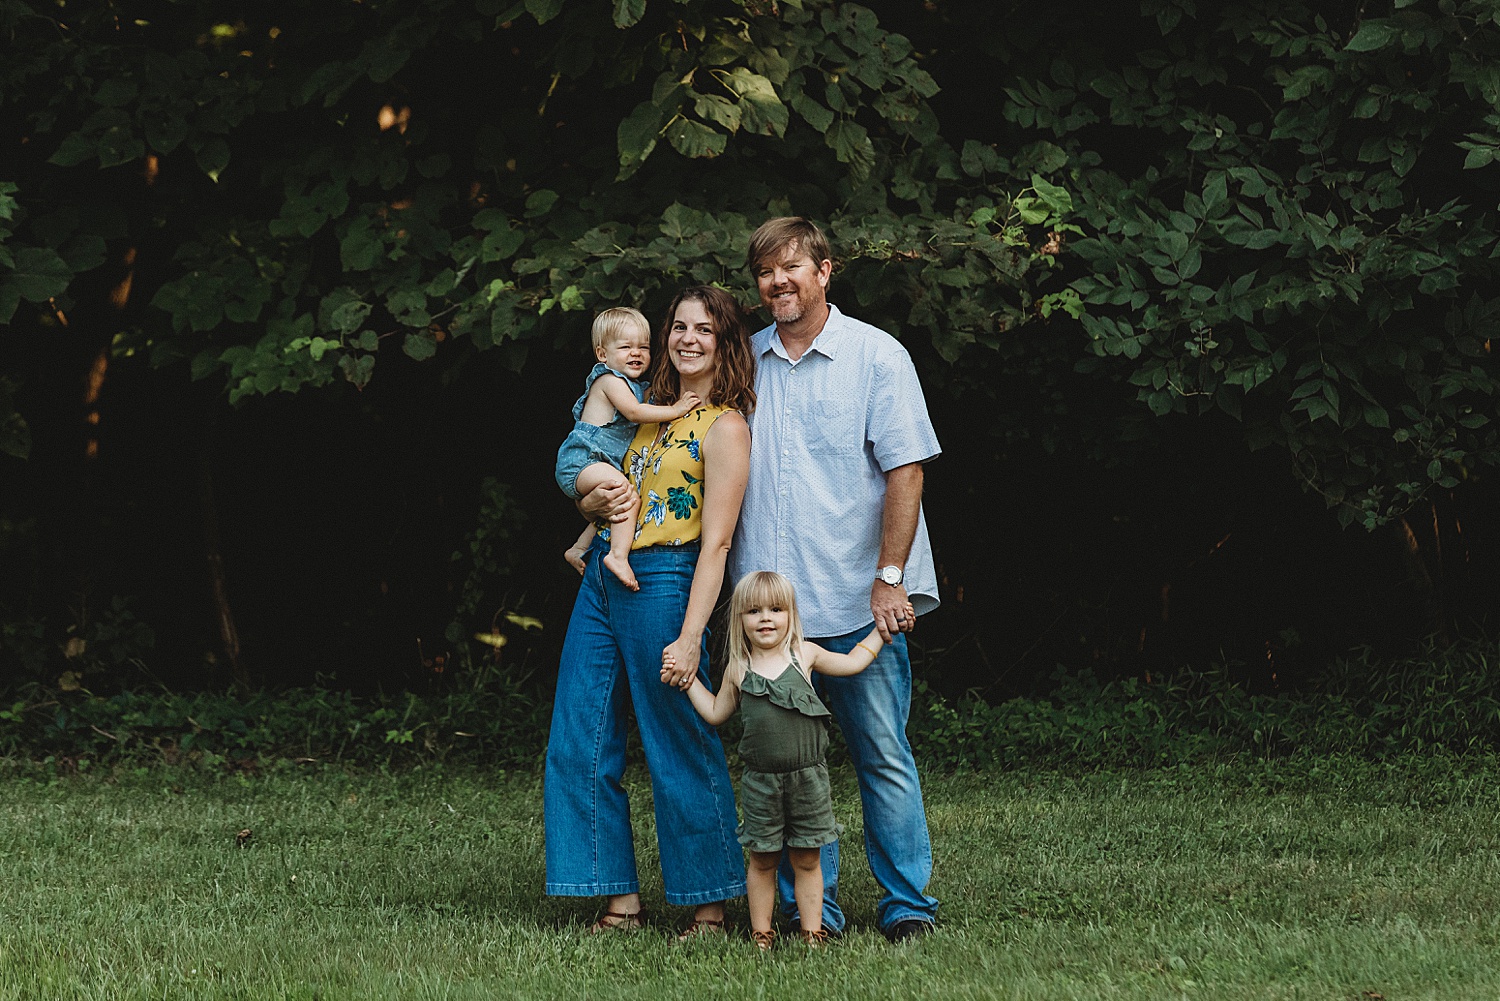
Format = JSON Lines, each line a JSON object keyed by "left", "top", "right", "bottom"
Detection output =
{"left": 871, "top": 462, "right": 923, "bottom": 642}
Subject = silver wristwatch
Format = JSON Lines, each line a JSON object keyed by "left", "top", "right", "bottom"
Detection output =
{"left": 877, "top": 565, "right": 903, "bottom": 587}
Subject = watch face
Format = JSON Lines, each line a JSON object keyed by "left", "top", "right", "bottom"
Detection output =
{"left": 880, "top": 566, "right": 902, "bottom": 586}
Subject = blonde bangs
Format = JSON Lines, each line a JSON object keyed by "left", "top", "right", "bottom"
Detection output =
{"left": 724, "top": 571, "right": 805, "bottom": 688}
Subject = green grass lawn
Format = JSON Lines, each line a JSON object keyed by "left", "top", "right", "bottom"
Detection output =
{"left": 1, "top": 758, "right": 1498, "bottom": 1000}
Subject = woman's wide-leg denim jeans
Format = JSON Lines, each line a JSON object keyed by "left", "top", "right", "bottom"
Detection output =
{"left": 544, "top": 540, "right": 746, "bottom": 905}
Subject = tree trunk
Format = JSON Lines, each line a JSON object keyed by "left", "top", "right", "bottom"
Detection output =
{"left": 199, "top": 445, "right": 248, "bottom": 694}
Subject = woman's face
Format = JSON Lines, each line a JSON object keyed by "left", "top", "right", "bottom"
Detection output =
{"left": 667, "top": 298, "right": 718, "bottom": 381}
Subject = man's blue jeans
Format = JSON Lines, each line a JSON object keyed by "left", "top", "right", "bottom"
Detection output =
{"left": 544, "top": 540, "right": 746, "bottom": 905}
{"left": 778, "top": 627, "right": 938, "bottom": 931}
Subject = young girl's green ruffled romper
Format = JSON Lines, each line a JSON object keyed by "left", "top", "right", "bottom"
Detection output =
{"left": 735, "top": 656, "right": 842, "bottom": 853}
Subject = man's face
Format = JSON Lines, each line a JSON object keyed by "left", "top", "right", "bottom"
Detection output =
{"left": 754, "top": 242, "right": 831, "bottom": 328}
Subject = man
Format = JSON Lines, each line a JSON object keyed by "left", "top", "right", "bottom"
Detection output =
{"left": 728, "top": 216, "right": 941, "bottom": 942}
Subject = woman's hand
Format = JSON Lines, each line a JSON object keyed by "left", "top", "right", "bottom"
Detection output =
{"left": 661, "top": 636, "right": 700, "bottom": 689}
{"left": 578, "top": 480, "right": 634, "bottom": 524}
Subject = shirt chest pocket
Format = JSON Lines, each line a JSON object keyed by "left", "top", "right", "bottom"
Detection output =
{"left": 803, "top": 400, "right": 864, "bottom": 456}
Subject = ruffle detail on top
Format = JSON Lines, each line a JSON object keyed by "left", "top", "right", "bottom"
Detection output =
{"left": 739, "top": 668, "right": 832, "bottom": 719}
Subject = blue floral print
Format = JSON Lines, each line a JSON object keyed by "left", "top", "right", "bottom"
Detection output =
{"left": 665, "top": 485, "right": 698, "bottom": 520}
{"left": 644, "top": 489, "right": 666, "bottom": 527}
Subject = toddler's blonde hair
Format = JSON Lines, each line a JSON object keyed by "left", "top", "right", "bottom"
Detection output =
{"left": 724, "top": 571, "right": 806, "bottom": 691}
{"left": 591, "top": 306, "right": 650, "bottom": 351}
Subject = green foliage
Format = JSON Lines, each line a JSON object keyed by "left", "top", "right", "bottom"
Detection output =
{"left": 0, "top": 594, "right": 154, "bottom": 689}
{"left": 908, "top": 635, "right": 1500, "bottom": 769}
{"left": 0, "top": 684, "right": 548, "bottom": 768}
{"left": 0, "top": 0, "right": 1062, "bottom": 421}
{"left": 445, "top": 477, "right": 534, "bottom": 686}
{"left": 4, "top": 635, "right": 1497, "bottom": 770}
{"left": 1014, "top": 2, "right": 1500, "bottom": 525}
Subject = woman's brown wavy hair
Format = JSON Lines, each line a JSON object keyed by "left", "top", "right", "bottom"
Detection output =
{"left": 647, "top": 286, "right": 757, "bottom": 415}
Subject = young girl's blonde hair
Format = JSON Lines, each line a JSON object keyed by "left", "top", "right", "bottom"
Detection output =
{"left": 724, "top": 571, "right": 805, "bottom": 691}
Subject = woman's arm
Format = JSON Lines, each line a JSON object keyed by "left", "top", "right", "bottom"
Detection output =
{"left": 662, "top": 412, "right": 750, "bottom": 688}
{"left": 599, "top": 377, "right": 700, "bottom": 425}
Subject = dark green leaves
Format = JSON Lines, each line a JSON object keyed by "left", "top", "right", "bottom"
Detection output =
{"left": 1033, "top": 0, "right": 1500, "bottom": 527}
{"left": 0, "top": 248, "right": 71, "bottom": 323}
{"left": 526, "top": 0, "right": 565, "bottom": 24}
{"left": 616, "top": 100, "right": 662, "bottom": 178}
{"left": 825, "top": 119, "right": 873, "bottom": 182}
{"left": 612, "top": 0, "right": 647, "bottom": 28}
{"left": 1345, "top": 21, "right": 1400, "bottom": 52}
{"left": 665, "top": 117, "right": 726, "bottom": 158}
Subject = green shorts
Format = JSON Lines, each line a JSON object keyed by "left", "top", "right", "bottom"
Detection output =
{"left": 736, "top": 761, "right": 842, "bottom": 854}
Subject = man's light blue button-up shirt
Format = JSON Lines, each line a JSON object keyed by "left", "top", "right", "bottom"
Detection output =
{"left": 729, "top": 304, "right": 941, "bottom": 638}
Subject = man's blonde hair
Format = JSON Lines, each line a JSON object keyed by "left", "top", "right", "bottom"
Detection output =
{"left": 745, "top": 217, "right": 832, "bottom": 274}
{"left": 591, "top": 306, "right": 650, "bottom": 351}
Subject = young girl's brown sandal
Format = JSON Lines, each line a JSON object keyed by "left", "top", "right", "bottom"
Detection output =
{"left": 799, "top": 928, "right": 830, "bottom": 948}
{"left": 588, "top": 909, "right": 644, "bottom": 933}
{"left": 676, "top": 916, "right": 727, "bottom": 942}
{"left": 751, "top": 928, "right": 777, "bottom": 952}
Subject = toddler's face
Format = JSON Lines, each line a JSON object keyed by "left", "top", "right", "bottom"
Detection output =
{"left": 597, "top": 328, "right": 651, "bottom": 380}
{"left": 742, "top": 603, "right": 790, "bottom": 654}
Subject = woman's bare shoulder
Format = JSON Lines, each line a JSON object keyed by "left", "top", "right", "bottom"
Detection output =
{"left": 705, "top": 408, "right": 747, "bottom": 435}
{"left": 705, "top": 409, "right": 749, "bottom": 441}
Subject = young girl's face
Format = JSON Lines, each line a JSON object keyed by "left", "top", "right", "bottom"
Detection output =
{"left": 597, "top": 327, "right": 651, "bottom": 380}
{"left": 741, "top": 602, "right": 791, "bottom": 654}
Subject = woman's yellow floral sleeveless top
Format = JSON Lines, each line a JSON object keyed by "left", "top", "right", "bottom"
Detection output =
{"left": 601, "top": 405, "right": 732, "bottom": 550}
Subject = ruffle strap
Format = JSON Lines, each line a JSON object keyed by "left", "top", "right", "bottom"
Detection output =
{"left": 739, "top": 668, "right": 832, "bottom": 719}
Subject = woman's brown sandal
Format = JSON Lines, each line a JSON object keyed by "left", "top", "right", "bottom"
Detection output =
{"left": 751, "top": 928, "right": 777, "bottom": 952}
{"left": 799, "top": 928, "right": 830, "bottom": 948}
{"left": 676, "top": 916, "right": 727, "bottom": 941}
{"left": 588, "top": 909, "right": 644, "bottom": 933}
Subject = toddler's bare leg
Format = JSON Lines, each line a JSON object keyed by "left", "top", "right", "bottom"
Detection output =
{"left": 574, "top": 463, "right": 638, "bottom": 591}
{"left": 600, "top": 497, "right": 640, "bottom": 591}
{"left": 787, "top": 847, "right": 824, "bottom": 934}
{"left": 747, "top": 851, "right": 781, "bottom": 934}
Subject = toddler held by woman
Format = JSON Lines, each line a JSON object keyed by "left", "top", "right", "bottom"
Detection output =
{"left": 556, "top": 307, "right": 700, "bottom": 590}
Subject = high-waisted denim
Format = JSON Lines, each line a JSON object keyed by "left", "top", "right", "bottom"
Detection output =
{"left": 544, "top": 538, "right": 746, "bottom": 905}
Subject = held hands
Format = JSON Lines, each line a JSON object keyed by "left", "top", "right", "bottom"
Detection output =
{"left": 670, "top": 392, "right": 703, "bottom": 419}
{"left": 871, "top": 581, "right": 916, "bottom": 643}
{"left": 660, "top": 636, "right": 698, "bottom": 690}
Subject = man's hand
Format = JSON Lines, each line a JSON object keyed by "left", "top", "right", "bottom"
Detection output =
{"left": 871, "top": 581, "right": 914, "bottom": 643}
{"left": 578, "top": 479, "right": 634, "bottom": 523}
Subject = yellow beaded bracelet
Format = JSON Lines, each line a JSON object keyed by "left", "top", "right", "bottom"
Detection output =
{"left": 855, "top": 641, "right": 879, "bottom": 660}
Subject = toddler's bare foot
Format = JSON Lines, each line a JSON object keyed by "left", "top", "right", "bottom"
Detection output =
{"left": 564, "top": 547, "right": 587, "bottom": 574}
{"left": 602, "top": 552, "right": 639, "bottom": 591}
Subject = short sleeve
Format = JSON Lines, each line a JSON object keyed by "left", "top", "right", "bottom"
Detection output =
{"left": 867, "top": 342, "right": 941, "bottom": 472}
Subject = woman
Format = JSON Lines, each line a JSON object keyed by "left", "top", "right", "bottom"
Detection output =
{"left": 544, "top": 285, "right": 757, "bottom": 936}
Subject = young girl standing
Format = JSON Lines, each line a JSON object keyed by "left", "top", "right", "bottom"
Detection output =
{"left": 663, "top": 570, "right": 911, "bottom": 949}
